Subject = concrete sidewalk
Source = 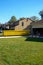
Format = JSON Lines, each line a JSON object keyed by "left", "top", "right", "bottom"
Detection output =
{"left": 0, "top": 36, "right": 30, "bottom": 38}
{"left": 0, "top": 36, "right": 22, "bottom": 38}
{"left": 0, "top": 35, "right": 43, "bottom": 38}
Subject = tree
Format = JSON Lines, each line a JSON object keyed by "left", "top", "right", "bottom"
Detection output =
{"left": 30, "top": 16, "right": 39, "bottom": 22}
{"left": 39, "top": 10, "right": 43, "bottom": 19}
{"left": 8, "top": 16, "right": 17, "bottom": 24}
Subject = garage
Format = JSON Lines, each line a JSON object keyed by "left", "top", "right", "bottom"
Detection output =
{"left": 32, "top": 19, "right": 43, "bottom": 36}
{"left": 32, "top": 28, "right": 43, "bottom": 36}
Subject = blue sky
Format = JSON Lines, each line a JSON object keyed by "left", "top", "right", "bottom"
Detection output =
{"left": 0, "top": 0, "right": 43, "bottom": 23}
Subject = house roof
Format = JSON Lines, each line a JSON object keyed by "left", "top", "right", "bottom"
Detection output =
{"left": 10, "top": 18, "right": 32, "bottom": 27}
{"left": 11, "top": 21, "right": 19, "bottom": 27}
{"left": 31, "top": 19, "right": 43, "bottom": 25}
{"left": 19, "top": 18, "right": 32, "bottom": 21}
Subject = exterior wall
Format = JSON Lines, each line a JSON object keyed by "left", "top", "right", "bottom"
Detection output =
{"left": 6, "top": 26, "right": 9, "bottom": 29}
{"left": 31, "top": 21, "right": 43, "bottom": 35}
{"left": 15, "top": 19, "right": 32, "bottom": 31}
{"left": 32, "top": 20, "right": 43, "bottom": 28}
{"left": 32, "top": 23, "right": 43, "bottom": 28}
{"left": 3, "top": 30, "right": 30, "bottom": 36}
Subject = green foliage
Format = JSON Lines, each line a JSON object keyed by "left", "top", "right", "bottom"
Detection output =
{"left": 8, "top": 16, "right": 17, "bottom": 24}
{"left": 30, "top": 16, "right": 39, "bottom": 22}
{"left": 39, "top": 10, "right": 43, "bottom": 16}
{"left": 39, "top": 10, "right": 43, "bottom": 19}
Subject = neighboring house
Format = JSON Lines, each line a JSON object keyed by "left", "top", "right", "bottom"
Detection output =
{"left": 31, "top": 19, "right": 43, "bottom": 36}
{"left": 5, "top": 25, "right": 9, "bottom": 30}
{"left": 2, "top": 24, "right": 10, "bottom": 30}
{"left": 14, "top": 18, "right": 32, "bottom": 31}
{"left": 11, "top": 21, "right": 19, "bottom": 30}
{"left": 0, "top": 18, "right": 32, "bottom": 31}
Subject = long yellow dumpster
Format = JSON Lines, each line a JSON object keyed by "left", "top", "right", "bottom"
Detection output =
{"left": 3, "top": 30, "right": 30, "bottom": 36}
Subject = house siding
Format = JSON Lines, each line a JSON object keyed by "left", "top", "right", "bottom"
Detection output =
{"left": 15, "top": 19, "right": 32, "bottom": 31}
{"left": 32, "top": 20, "right": 43, "bottom": 28}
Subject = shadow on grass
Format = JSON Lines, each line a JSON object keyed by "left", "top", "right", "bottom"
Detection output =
{"left": 25, "top": 37, "right": 43, "bottom": 42}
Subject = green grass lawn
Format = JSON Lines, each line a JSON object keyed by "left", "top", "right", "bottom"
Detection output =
{"left": 0, "top": 37, "right": 43, "bottom": 65}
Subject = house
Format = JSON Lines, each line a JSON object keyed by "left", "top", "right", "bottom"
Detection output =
{"left": 14, "top": 18, "right": 32, "bottom": 31}
{"left": 31, "top": 19, "right": 43, "bottom": 36}
{"left": 1, "top": 18, "right": 32, "bottom": 31}
{"left": 11, "top": 21, "right": 19, "bottom": 30}
{"left": 3, "top": 18, "right": 32, "bottom": 36}
{"left": 2, "top": 24, "right": 10, "bottom": 30}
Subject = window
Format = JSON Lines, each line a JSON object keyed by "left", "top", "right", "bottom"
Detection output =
{"left": 22, "top": 22, "right": 24, "bottom": 26}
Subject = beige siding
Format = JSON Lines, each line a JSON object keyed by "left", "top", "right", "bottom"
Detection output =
{"left": 32, "top": 20, "right": 43, "bottom": 28}
{"left": 15, "top": 19, "right": 32, "bottom": 31}
{"left": 32, "top": 24, "right": 43, "bottom": 28}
